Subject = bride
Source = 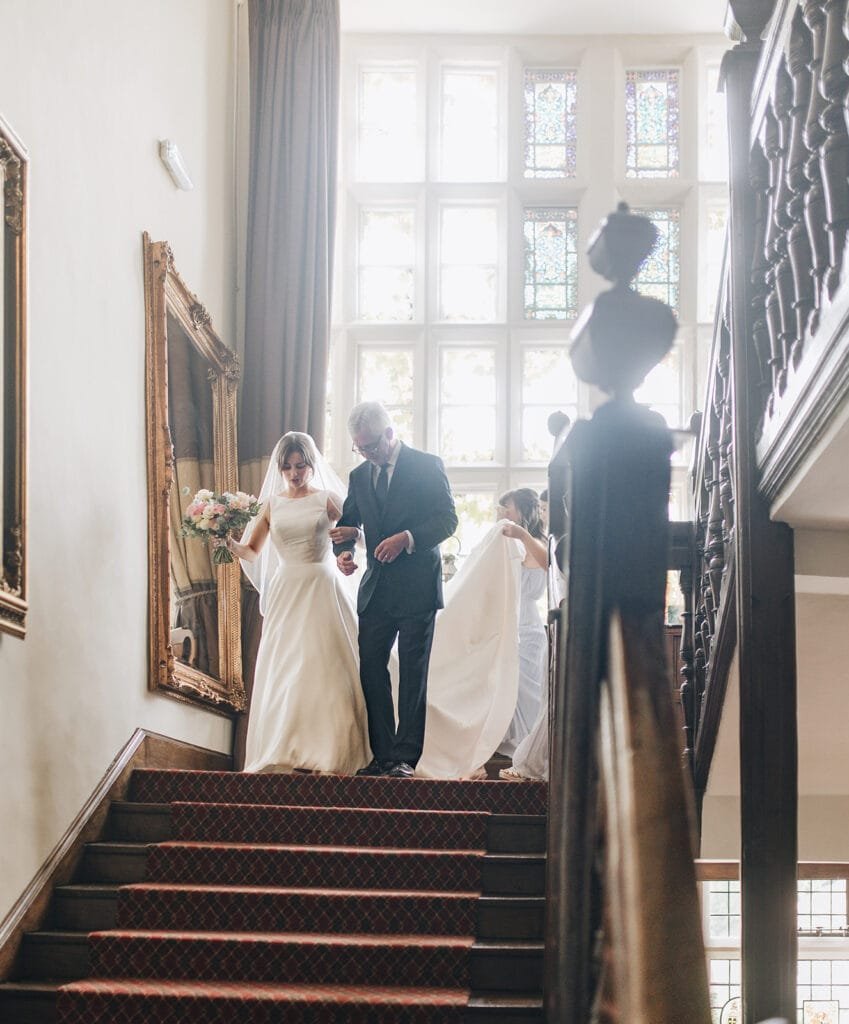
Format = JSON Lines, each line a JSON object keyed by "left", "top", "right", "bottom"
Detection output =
{"left": 228, "top": 432, "right": 370, "bottom": 774}
{"left": 233, "top": 431, "right": 526, "bottom": 779}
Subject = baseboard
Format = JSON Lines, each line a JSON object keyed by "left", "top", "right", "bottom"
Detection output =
{"left": 0, "top": 728, "right": 231, "bottom": 978}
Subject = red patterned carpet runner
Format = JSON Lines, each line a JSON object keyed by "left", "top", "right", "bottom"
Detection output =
{"left": 56, "top": 770, "right": 545, "bottom": 1023}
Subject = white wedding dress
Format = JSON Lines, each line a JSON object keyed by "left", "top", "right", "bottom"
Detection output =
{"left": 243, "top": 491, "right": 371, "bottom": 774}
{"left": 497, "top": 565, "right": 546, "bottom": 757}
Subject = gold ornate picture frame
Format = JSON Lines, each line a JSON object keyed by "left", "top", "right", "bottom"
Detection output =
{"left": 143, "top": 233, "right": 245, "bottom": 713}
{"left": 0, "top": 115, "right": 28, "bottom": 639}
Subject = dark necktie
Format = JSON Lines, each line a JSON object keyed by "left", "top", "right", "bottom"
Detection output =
{"left": 375, "top": 463, "right": 389, "bottom": 510}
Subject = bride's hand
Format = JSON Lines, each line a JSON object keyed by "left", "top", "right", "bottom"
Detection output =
{"left": 329, "top": 525, "right": 358, "bottom": 544}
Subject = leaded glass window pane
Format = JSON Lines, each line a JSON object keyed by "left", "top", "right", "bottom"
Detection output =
{"left": 439, "top": 347, "right": 497, "bottom": 464}
{"left": 357, "top": 347, "right": 414, "bottom": 439}
{"left": 702, "top": 202, "right": 729, "bottom": 322}
{"left": 453, "top": 491, "right": 498, "bottom": 567}
{"left": 625, "top": 69, "right": 680, "bottom": 178}
{"left": 798, "top": 879, "right": 848, "bottom": 934}
{"left": 634, "top": 345, "right": 682, "bottom": 430}
{"left": 634, "top": 207, "right": 680, "bottom": 318}
{"left": 439, "top": 206, "right": 499, "bottom": 321}
{"left": 357, "top": 66, "right": 420, "bottom": 181}
{"left": 704, "top": 64, "right": 729, "bottom": 182}
{"left": 440, "top": 66, "right": 499, "bottom": 181}
{"left": 520, "top": 346, "right": 578, "bottom": 461}
{"left": 706, "top": 881, "right": 741, "bottom": 941}
{"left": 524, "top": 68, "right": 577, "bottom": 178}
{"left": 524, "top": 207, "right": 578, "bottom": 320}
{"left": 797, "top": 962, "right": 849, "bottom": 1022}
{"left": 357, "top": 207, "right": 415, "bottom": 322}
{"left": 708, "top": 958, "right": 742, "bottom": 1024}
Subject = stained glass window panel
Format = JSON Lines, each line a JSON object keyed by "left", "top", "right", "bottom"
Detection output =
{"left": 439, "top": 206, "right": 498, "bottom": 321}
{"left": 357, "top": 208, "right": 415, "bottom": 322}
{"left": 521, "top": 346, "right": 578, "bottom": 462}
{"left": 524, "top": 68, "right": 578, "bottom": 178}
{"left": 634, "top": 207, "right": 680, "bottom": 317}
{"left": 625, "top": 69, "right": 680, "bottom": 178}
{"left": 357, "top": 348, "right": 414, "bottom": 439}
{"left": 357, "top": 66, "right": 420, "bottom": 181}
{"left": 798, "top": 962, "right": 849, "bottom": 1023}
{"left": 440, "top": 67, "right": 499, "bottom": 181}
{"left": 439, "top": 348, "right": 497, "bottom": 464}
{"left": 524, "top": 208, "right": 578, "bottom": 320}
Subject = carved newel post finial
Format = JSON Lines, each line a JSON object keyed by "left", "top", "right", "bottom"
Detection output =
{"left": 570, "top": 203, "right": 678, "bottom": 400}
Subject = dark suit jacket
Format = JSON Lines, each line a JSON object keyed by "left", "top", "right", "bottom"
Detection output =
{"left": 333, "top": 444, "right": 458, "bottom": 617}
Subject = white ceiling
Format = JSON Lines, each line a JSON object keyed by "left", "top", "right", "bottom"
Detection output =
{"left": 340, "top": 0, "right": 729, "bottom": 37}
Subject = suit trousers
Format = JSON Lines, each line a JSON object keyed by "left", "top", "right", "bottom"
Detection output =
{"left": 357, "top": 599, "right": 436, "bottom": 767}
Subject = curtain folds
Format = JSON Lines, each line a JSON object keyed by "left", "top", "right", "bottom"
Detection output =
{"left": 241, "top": 0, "right": 340, "bottom": 494}
{"left": 237, "top": 0, "right": 340, "bottom": 766}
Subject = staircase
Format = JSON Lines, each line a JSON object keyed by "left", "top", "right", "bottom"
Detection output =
{"left": 0, "top": 769, "right": 547, "bottom": 1023}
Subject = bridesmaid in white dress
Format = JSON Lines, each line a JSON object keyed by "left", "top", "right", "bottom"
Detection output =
{"left": 495, "top": 489, "right": 549, "bottom": 765}
{"left": 229, "top": 433, "right": 370, "bottom": 774}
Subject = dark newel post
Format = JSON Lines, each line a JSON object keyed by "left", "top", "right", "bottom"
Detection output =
{"left": 724, "top": 6, "right": 799, "bottom": 1022}
{"left": 545, "top": 204, "right": 679, "bottom": 1022}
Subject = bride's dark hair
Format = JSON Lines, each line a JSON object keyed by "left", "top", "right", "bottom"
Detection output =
{"left": 499, "top": 487, "right": 545, "bottom": 540}
{"left": 277, "top": 431, "right": 318, "bottom": 473}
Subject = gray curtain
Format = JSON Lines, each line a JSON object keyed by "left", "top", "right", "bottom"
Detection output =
{"left": 237, "top": 0, "right": 340, "bottom": 767}
{"left": 241, "top": 0, "right": 340, "bottom": 495}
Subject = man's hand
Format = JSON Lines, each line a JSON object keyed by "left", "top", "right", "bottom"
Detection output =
{"left": 337, "top": 551, "right": 358, "bottom": 575}
{"left": 374, "top": 532, "right": 408, "bottom": 564}
{"left": 329, "top": 525, "right": 358, "bottom": 544}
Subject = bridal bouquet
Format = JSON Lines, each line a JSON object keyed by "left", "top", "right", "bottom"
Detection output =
{"left": 182, "top": 489, "right": 261, "bottom": 564}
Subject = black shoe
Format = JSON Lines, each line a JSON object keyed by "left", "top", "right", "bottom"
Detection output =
{"left": 386, "top": 761, "right": 415, "bottom": 778}
{"left": 356, "top": 758, "right": 387, "bottom": 777}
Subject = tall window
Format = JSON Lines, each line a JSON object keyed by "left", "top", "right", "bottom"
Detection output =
{"left": 332, "top": 38, "right": 728, "bottom": 546}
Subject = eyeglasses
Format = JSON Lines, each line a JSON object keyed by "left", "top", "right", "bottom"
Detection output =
{"left": 352, "top": 439, "right": 383, "bottom": 456}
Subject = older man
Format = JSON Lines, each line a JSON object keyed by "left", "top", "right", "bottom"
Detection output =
{"left": 331, "top": 402, "right": 457, "bottom": 777}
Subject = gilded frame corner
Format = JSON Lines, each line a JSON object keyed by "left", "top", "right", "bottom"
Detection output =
{"left": 0, "top": 115, "right": 28, "bottom": 639}
{"left": 143, "top": 233, "right": 245, "bottom": 714}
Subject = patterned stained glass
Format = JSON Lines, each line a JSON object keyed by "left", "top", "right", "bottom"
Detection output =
{"left": 798, "top": 962, "right": 849, "bottom": 1023}
{"left": 524, "top": 207, "right": 578, "bottom": 320}
{"left": 440, "top": 67, "right": 499, "bottom": 181}
{"left": 798, "top": 880, "right": 848, "bottom": 934}
{"left": 357, "top": 66, "right": 420, "bottom": 181}
{"left": 357, "top": 347, "right": 414, "bottom": 440}
{"left": 439, "top": 206, "right": 499, "bottom": 321}
{"left": 521, "top": 346, "right": 578, "bottom": 461}
{"left": 357, "top": 207, "right": 415, "bottom": 322}
{"left": 439, "top": 347, "right": 497, "bottom": 464}
{"left": 625, "top": 69, "right": 680, "bottom": 178}
{"left": 634, "top": 207, "right": 680, "bottom": 317}
{"left": 524, "top": 68, "right": 578, "bottom": 178}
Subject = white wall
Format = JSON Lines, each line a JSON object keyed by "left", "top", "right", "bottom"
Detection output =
{"left": 0, "top": 0, "right": 238, "bottom": 917}
{"left": 701, "top": 585, "right": 849, "bottom": 861}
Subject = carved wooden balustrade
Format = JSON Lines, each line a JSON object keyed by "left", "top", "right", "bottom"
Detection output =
{"left": 746, "top": 0, "right": 849, "bottom": 498}
{"left": 678, "top": 275, "right": 739, "bottom": 807}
